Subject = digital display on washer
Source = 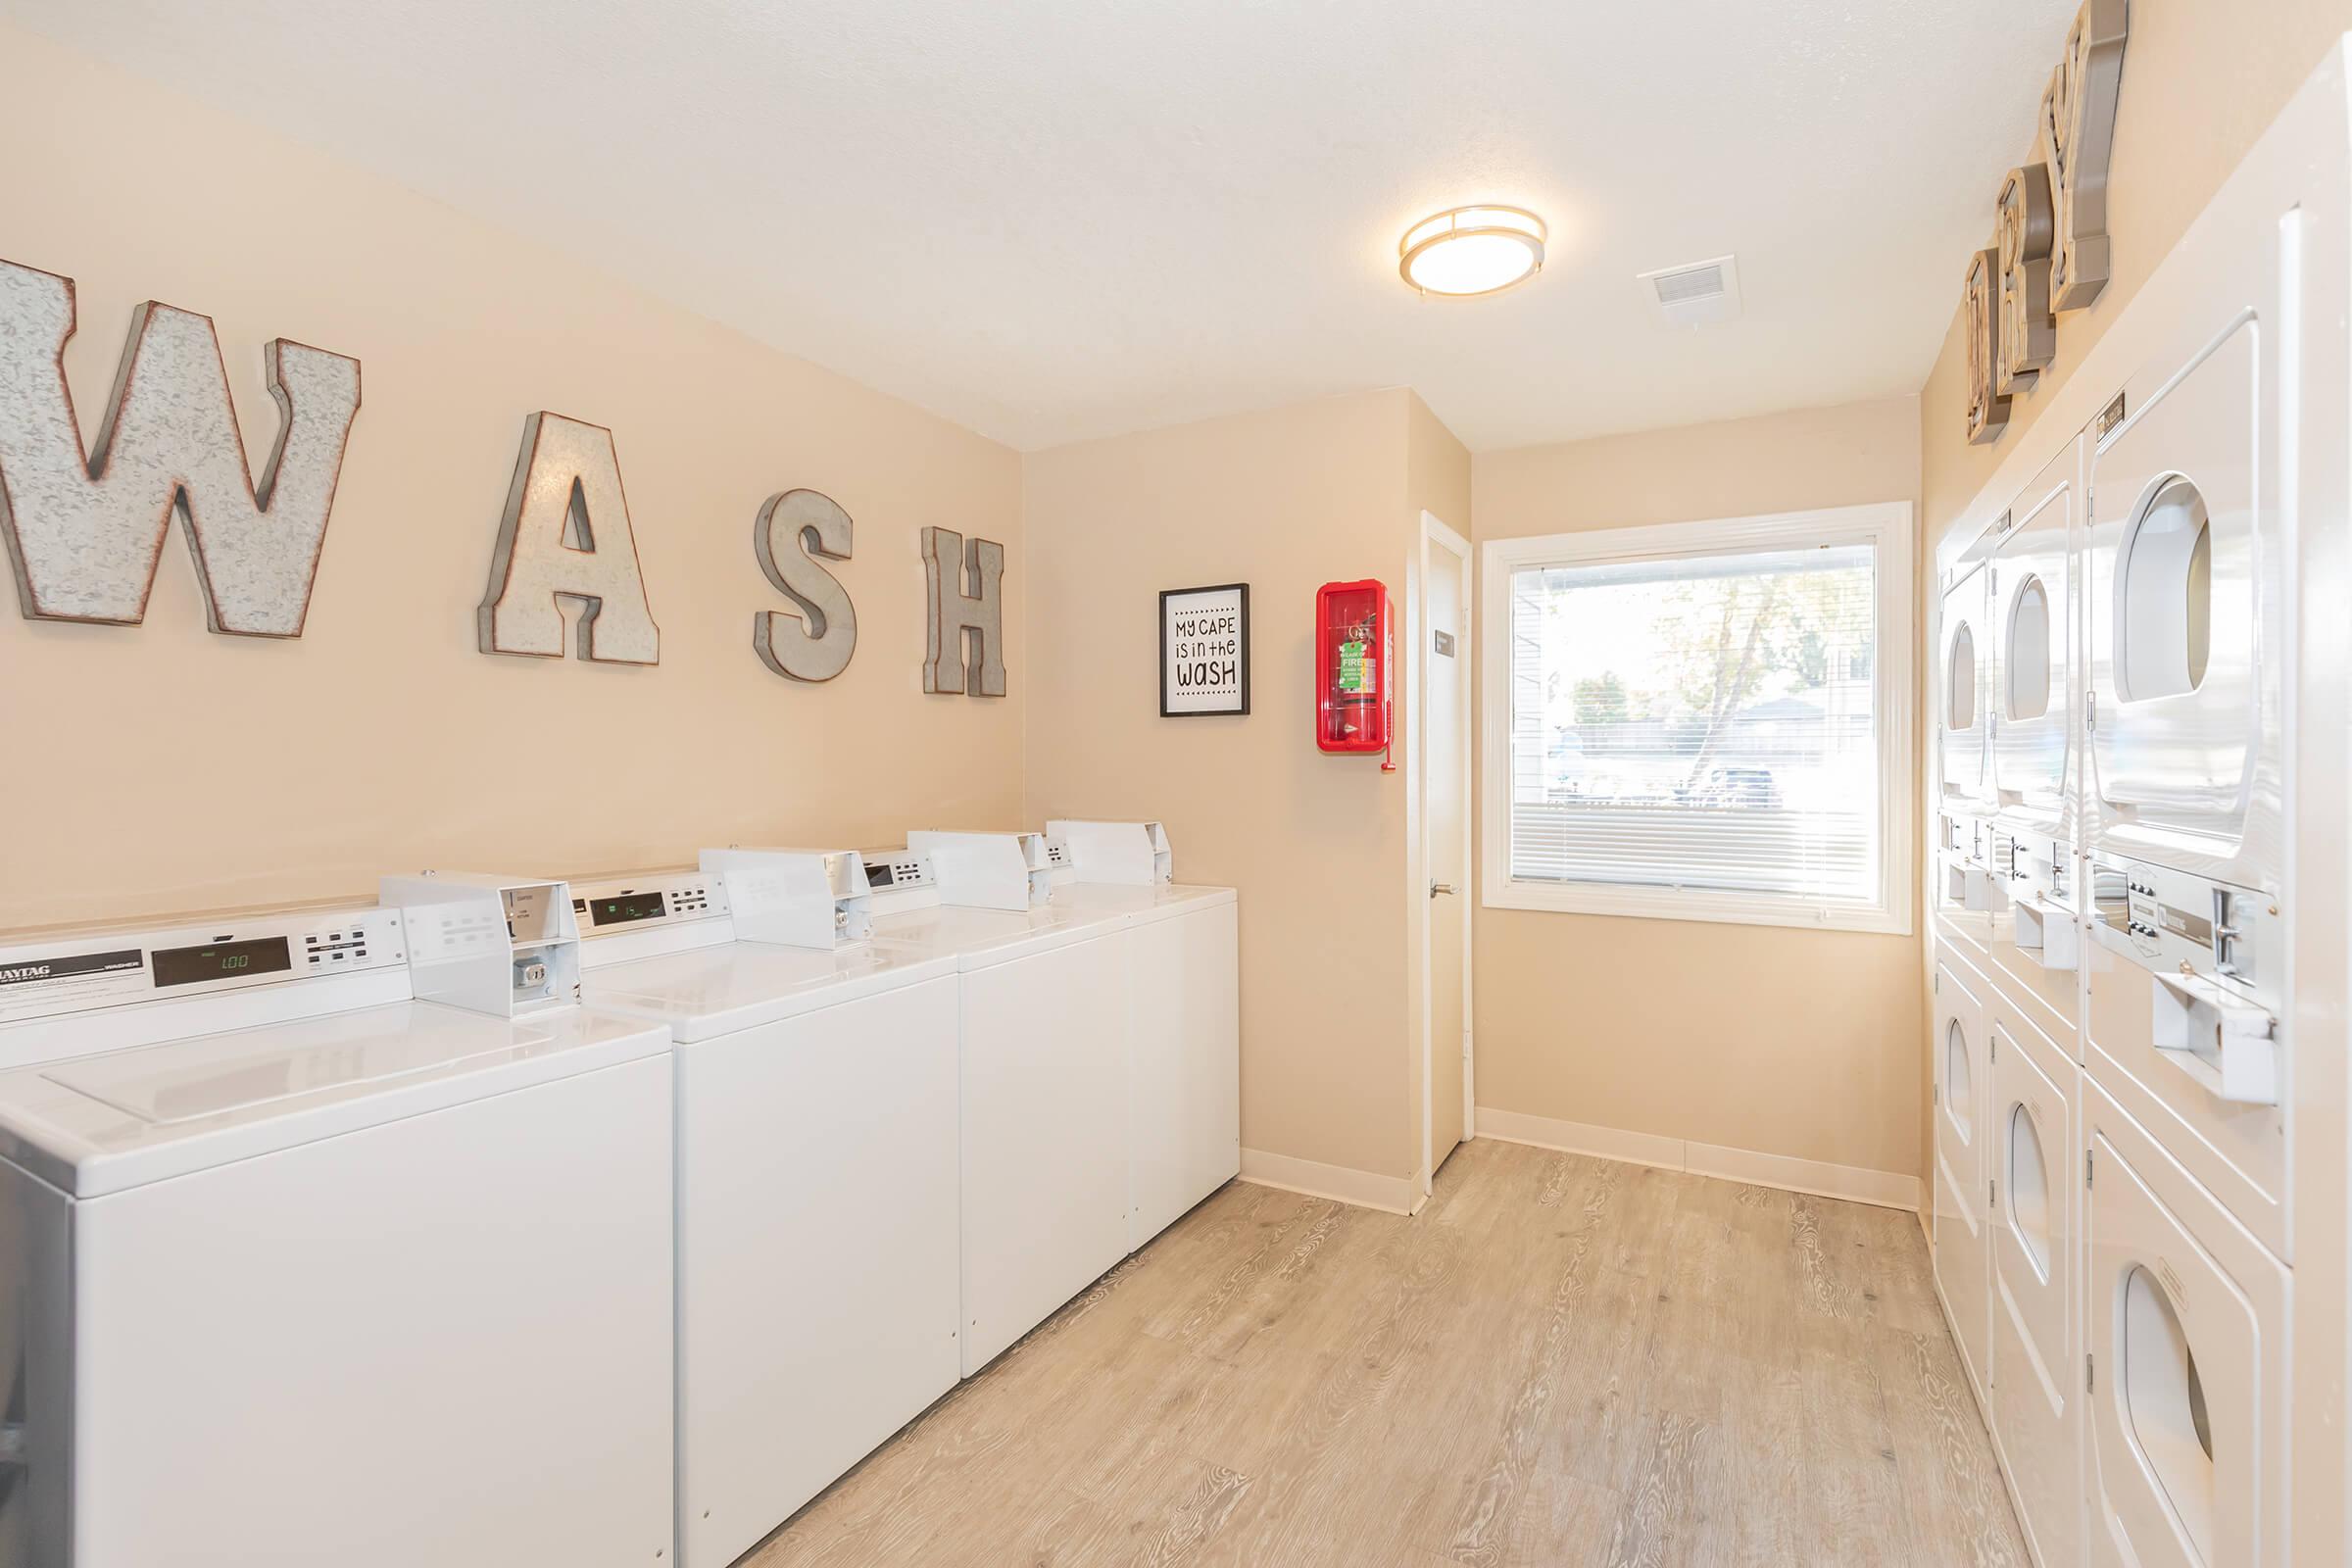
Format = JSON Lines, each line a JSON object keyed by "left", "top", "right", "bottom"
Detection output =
{"left": 151, "top": 937, "right": 294, "bottom": 988}
{"left": 864, "top": 862, "right": 897, "bottom": 887}
{"left": 590, "top": 892, "right": 669, "bottom": 927}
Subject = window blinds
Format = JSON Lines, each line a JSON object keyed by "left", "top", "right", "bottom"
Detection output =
{"left": 1504, "top": 542, "right": 1882, "bottom": 909}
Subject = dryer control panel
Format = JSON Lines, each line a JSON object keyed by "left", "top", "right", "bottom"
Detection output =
{"left": 2090, "top": 850, "right": 2278, "bottom": 1009}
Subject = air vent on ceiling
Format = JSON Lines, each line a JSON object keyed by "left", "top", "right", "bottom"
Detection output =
{"left": 1638, "top": 254, "right": 1741, "bottom": 327}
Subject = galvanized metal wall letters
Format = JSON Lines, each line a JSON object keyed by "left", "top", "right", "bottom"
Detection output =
{"left": 753, "top": 488, "right": 858, "bottom": 682}
{"left": 1956, "top": 0, "right": 2128, "bottom": 445}
{"left": 921, "top": 525, "right": 1006, "bottom": 698}
{"left": 478, "top": 412, "right": 662, "bottom": 664}
{"left": 1994, "top": 163, "right": 2056, "bottom": 396}
{"left": 0, "top": 258, "right": 362, "bottom": 634}
{"left": 2041, "top": 0, "right": 2128, "bottom": 311}
{"left": 7, "top": 263, "right": 1012, "bottom": 693}
{"left": 1963, "top": 248, "right": 2009, "bottom": 446}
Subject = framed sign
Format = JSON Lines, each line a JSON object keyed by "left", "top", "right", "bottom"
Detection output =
{"left": 1159, "top": 583, "right": 1250, "bottom": 716}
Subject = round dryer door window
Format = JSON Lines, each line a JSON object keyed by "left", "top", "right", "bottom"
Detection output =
{"left": 2006, "top": 1102, "right": 2052, "bottom": 1280}
{"left": 2119, "top": 476, "right": 2213, "bottom": 702}
{"left": 1944, "top": 1019, "right": 1973, "bottom": 1142}
{"left": 2006, "top": 576, "right": 2052, "bottom": 721}
{"left": 1947, "top": 622, "right": 1978, "bottom": 730}
{"left": 2123, "top": 1264, "right": 2217, "bottom": 1561}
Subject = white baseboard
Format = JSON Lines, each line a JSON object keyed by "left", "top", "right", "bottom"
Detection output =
{"left": 1474, "top": 1106, "right": 1923, "bottom": 1214}
{"left": 1240, "top": 1147, "right": 1419, "bottom": 1215}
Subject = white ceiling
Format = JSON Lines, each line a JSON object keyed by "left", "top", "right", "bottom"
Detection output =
{"left": 8, "top": 0, "right": 2080, "bottom": 452}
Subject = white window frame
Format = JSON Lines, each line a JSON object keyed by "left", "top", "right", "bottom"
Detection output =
{"left": 1479, "top": 501, "right": 1915, "bottom": 936}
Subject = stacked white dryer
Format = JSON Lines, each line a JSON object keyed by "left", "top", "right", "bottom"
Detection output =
{"left": 2074, "top": 118, "right": 2299, "bottom": 1568}
{"left": 1929, "top": 41, "right": 2352, "bottom": 1568}
{"left": 1934, "top": 430, "right": 2093, "bottom": 1568}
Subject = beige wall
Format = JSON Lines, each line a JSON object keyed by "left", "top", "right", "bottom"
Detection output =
{"left": 1023, "top": 389, "right": 1463, "bottom": 1188}
{"left": 0, "top": 25, "right": 1023, "bottom": 932}
{"left": 1470, "top": 396, "right": 1925, "bottom": 1183}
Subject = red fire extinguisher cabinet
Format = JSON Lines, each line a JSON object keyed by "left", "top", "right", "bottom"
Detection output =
{"left": 1315, "top": 579, "right": 1394, "bottom": 754}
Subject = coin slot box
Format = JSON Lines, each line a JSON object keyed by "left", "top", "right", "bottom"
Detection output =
{"left": 380, "top": 872, "right": 583, "bottom": 1016}
{"left": 907, "top": 830, "right": 1053, "bottom": 911}
{"left": 1045, "top": 820, "right": 1175, "bottom": 886}
{"left": 2150, "top": 970, "right": 2278, "bottom": 1105}
{"left": 700, "top": 849, "right": 875, "bottom": 949}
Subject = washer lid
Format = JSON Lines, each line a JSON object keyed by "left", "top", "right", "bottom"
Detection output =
{"left": 1050, "top": 882, "right": 1236, "bottom": 927}
{"left": 582, "top": 941, "right": 956, "bottom": 1042}
{"left": 0, "top": 1002, "right": 670, "bottom": 1198}
{"left": 868, "top": 904, "right": 1115, "bottom": 970}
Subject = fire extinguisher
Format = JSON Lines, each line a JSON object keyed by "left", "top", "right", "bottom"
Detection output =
{"left": 1315, "top": 579, "right": 1395, "bottom": 764}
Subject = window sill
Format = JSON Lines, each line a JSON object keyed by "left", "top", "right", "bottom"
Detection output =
{"left": 1482, "top": 877, "right": 1914, "bottom": 937}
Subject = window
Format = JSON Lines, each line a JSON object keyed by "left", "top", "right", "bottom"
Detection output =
{"left": 2005, "top": 575, "right": 2051, "bottom": 720}
{"left": 1481, "top": 503, "right": 1913, "bottom": 933}
{"left": 2118, "top": 474, "right": 2212, "bottom": 702}
{"left": 1947, "top": 621, "right": 1977, "bottom": 729}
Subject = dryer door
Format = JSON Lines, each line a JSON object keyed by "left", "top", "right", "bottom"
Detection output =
{"left": 1933, "top": 956, "right": 1992, "bottom": 1398}
{"left": 1990, "top": 441, "right": 2076, "bottom": 834}
{"left": 2086, "top": 302, "right": 2277, "bottom": 864}
{"left": 2084, "top": 1084, "right": 2286, "bottom": 1568}
{"left": 1939, "top": 566, "right": 1992, "bottom": 811}
{"left": 1989, "top": 1010, "right": 2081, "bottom": 1568}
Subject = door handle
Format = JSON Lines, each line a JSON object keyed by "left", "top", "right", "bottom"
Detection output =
{"left": 1430, "top": 881, "right": 1456, "bottom": 898}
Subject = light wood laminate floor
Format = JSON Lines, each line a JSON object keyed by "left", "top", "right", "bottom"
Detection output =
{"left": 752, "top": 1139, "right": 2028, "bottom": 1568}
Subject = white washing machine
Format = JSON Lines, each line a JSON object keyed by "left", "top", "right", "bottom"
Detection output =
{"left": 1042, "top": 820, "right": 1241, "bottom": 1249}
{"left": 0, "top": 882, "right": 674, "bottom": 1568}
{"left": 1932, "top": 951, "right": 1994, "bottom": 1404}
{"left": 1986, "top": 1002, "right": 2084, "bottom": 1568}
{"left": 567, "top": 855, "right": 961, "bottom": 1568}
{"left": 1985, "top": 435, "right": 2087, "bottom": 1046}
{"left": 2083, "top": 1079, "right": 2287, "bottom": 1568}
{"left": 2081, "top": 72, "right": 2303, "bottom": 1265}
{"left": 866, "top": 833, "right": 1131, "bottom": 1375}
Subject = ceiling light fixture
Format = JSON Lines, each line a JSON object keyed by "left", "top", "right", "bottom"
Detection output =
{"left": 1397, "top": 205, "right": 1546, "bottom": 298}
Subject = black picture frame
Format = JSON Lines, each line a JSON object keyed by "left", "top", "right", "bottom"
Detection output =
{"left": 1158, "top": 582, "right": 1251, "bottom": 717}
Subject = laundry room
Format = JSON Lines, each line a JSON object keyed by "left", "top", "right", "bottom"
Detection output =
{"left": 0, "top": 2, "right": 2346, "bottom": 1565}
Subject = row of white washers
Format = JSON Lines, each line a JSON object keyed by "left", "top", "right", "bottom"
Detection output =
{"left": 572, "top": 824, "right": 1239, "bottom": 1568}
{"left": 0, "top": 820, "right": 1239, "bottom": 1568}
{"left": 1927, "top": 42, "right": 2352, "bottom": 1568}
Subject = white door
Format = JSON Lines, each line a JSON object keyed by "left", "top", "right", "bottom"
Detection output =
{"left": 1988, "top": 1007, "right": 2082, "bottom": 1568}
{"left": 1934, "top": 956, "right": 1993, "bottom": 1399}
{"left": 2084, "top": 1078, "right": 2287, "bottom": 1568}
{"left": 1423, "top": 516, "right": 1471, "bottom": 1182}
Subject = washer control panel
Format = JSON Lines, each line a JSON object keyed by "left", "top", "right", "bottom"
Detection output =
{"left": 570, "top": 871, "right": 728, "bottom": 935}
{"left": 0, "top": 906, "right": 408, "bottom": 1027}
{"left": 859, "top": 851, "right": 933, "bottom": 892}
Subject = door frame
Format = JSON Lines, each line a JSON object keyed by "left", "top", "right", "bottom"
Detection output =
{"left": 1416, "top": 510, "right": 1475, "bottom": 1198}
